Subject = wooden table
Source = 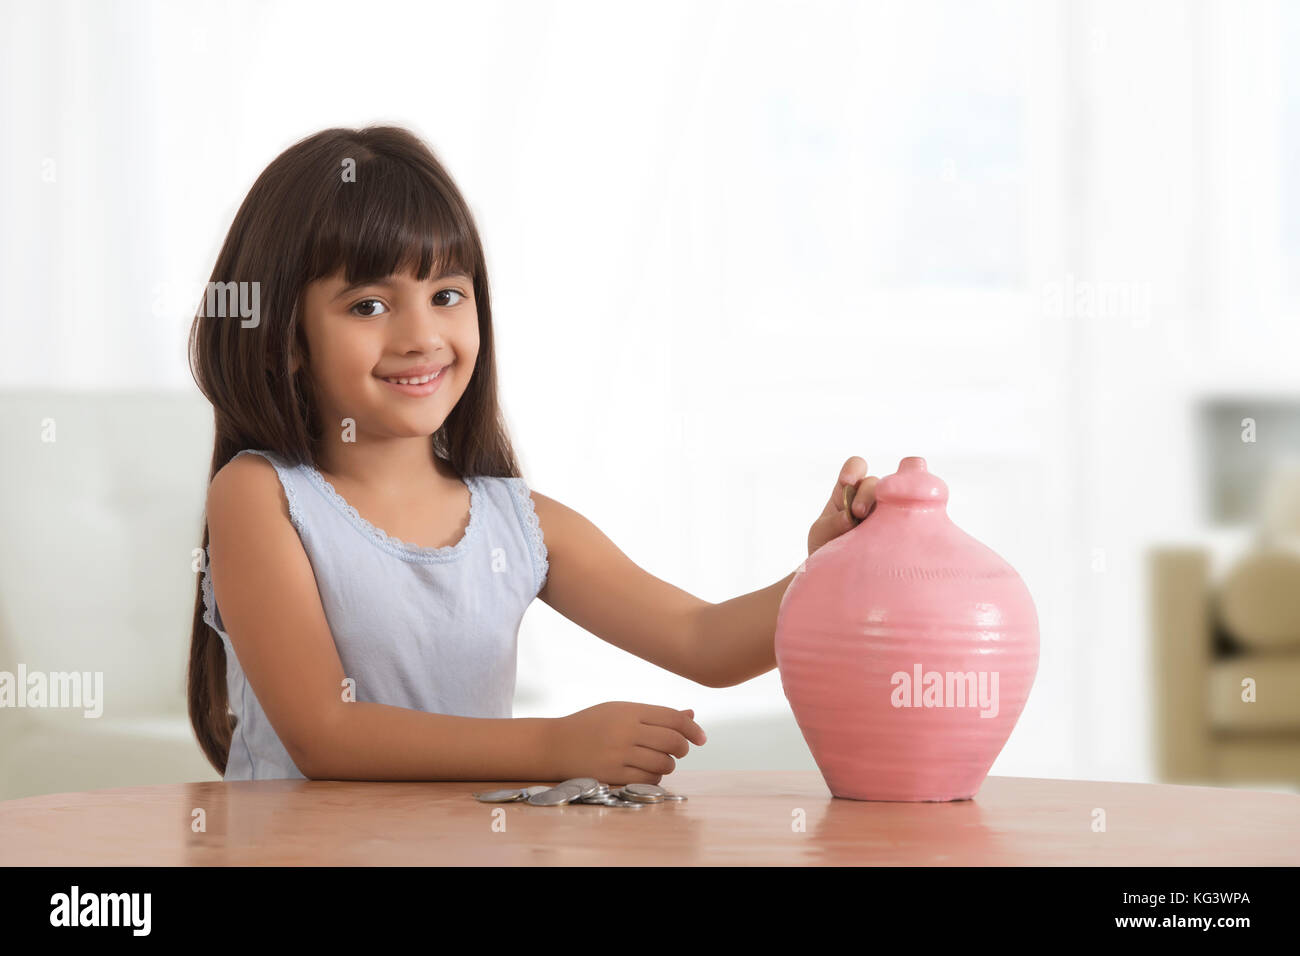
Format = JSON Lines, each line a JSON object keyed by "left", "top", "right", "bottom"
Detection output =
{"left": 2, "top": 771, "right": 1296, "bottom": 865}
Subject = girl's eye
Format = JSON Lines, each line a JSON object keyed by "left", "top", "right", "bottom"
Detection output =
{"left": 350, "top": 288, "right": 467, "bottom": 316}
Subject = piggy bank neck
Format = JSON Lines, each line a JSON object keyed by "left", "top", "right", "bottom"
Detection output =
{"left": 876, "top": 456, "right": 949, "bottom": 509}
{"left": 854, "top": 498, "right": 987, "bottom": 571}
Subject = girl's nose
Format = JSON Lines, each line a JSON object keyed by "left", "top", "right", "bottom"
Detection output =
{"left": 394, "top": 303, "right": 451, "bottom": 349}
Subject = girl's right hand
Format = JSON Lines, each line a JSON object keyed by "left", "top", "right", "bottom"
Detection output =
{"left": 547, "top": 702, "right": 707, "bottom": 785}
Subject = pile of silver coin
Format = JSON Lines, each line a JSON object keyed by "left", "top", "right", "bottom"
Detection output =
{"left": 472, "top": 778, "right": 687, "bottom": 809}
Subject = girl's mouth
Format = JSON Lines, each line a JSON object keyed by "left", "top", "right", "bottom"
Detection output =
{"left": 376, "top": 365, "right": 448, "bottom": 397}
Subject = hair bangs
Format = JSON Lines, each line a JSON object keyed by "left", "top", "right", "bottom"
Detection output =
{"left": 306, "top": 156, "right": 477, "bottom": 289}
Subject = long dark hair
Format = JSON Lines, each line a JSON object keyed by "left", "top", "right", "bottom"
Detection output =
{"left": 186, "top": 126, "right": 522, "bottom": 775}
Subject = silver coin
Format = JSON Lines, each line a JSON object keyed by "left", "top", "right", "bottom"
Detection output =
{"left": 617, "top": 785, "right": 663, "bottom": 799}
{"left": 557, "top": 778, "right": 601, "bottom": 799}
{"left": 473, "top": 788, "right": 526, "bottom": 802}
{"left": 607, "top": 798, "right": 644, "bottom": 808}
{"left": 623, "top": 783, "right": 667, "bottom": 797}
{"left": 663, "top": 793, "right": 687, "bottom": 801}
{"left": 571, "top": 791, "right": 615, "bottom": 805}
{"left": 617, "top": 790, "right": 664, "bottom": 804}
{"left": 526, "top": 789, "right": 575, "bottom": 806}
{"left": 523, "top": 786, "right": 551, "bottom": 797}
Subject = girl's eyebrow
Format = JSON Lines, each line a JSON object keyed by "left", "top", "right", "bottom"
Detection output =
{"left": 331, "top": 271, "right": 472, "bottom": 301}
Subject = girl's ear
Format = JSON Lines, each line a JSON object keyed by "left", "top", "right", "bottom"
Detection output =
{"left": 289, "top": 293, "right": 310, "bottom": 376}
{"left": 288, "top": 326, "right": 307, "bottom": 375}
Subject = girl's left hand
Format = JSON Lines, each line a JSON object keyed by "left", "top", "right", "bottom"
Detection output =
{"left": 807, "top": 456, "right": 879, "bottom": 556}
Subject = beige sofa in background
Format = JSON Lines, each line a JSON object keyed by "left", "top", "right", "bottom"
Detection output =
{"left": 1151, "top": 544, "right": 1300, "bottom": 792}
{"left": 0, "top": 389, "right": 222, "bottom": 801}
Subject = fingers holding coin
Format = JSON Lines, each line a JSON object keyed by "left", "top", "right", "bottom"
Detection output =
{"left": 842, "top": 474, "right": 880, "bottom": 524}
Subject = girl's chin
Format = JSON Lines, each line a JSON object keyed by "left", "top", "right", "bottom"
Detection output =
{"left": 376, "top": 416, "right": 449, "bottom": 439}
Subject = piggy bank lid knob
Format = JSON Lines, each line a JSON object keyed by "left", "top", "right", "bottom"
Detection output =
{"left": 876, "top": 456, "right": 949, "bottom": 506}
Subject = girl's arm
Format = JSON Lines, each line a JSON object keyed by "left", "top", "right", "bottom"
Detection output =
{"left": 530, "top": 493, "right": 796, "bottom": 689}
{"left": 529, "top": 457, "right": 877, "bottom": 690}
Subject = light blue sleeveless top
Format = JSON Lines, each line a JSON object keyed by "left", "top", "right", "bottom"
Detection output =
{"left": 200, "top": 448, "right": 549, "bottom": 781}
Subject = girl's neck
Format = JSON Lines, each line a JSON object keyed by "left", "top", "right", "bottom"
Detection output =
{"left": 313, "top": 438, "right": 455, "bottom": 496}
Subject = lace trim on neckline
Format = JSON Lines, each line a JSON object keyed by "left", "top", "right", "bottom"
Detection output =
{"left": 300, "top": 463, "right": 481, "bottom": 562}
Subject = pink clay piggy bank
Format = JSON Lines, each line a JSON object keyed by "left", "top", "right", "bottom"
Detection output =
{"left": 775, "top": 456, "right": 1039, "bottom": 801}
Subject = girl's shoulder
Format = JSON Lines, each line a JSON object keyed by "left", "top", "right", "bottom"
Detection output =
{"left": 214, "top": 447, "right": 294, "bottom": 476}
{"left": 208, "top": 449, "right": 303, "bottom": 532}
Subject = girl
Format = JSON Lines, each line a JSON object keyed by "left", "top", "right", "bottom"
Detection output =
{"left": 187, "top": 125, "right": 879, "bottom": 784}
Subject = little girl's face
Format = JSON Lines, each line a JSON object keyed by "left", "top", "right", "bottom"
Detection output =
{"left": 297, "top": 268, "right": 478, "bottom": 441}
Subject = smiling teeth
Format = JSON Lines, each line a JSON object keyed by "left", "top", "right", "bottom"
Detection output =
{"left": 382, "top": 369, "right": 443, "bottom": 385}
